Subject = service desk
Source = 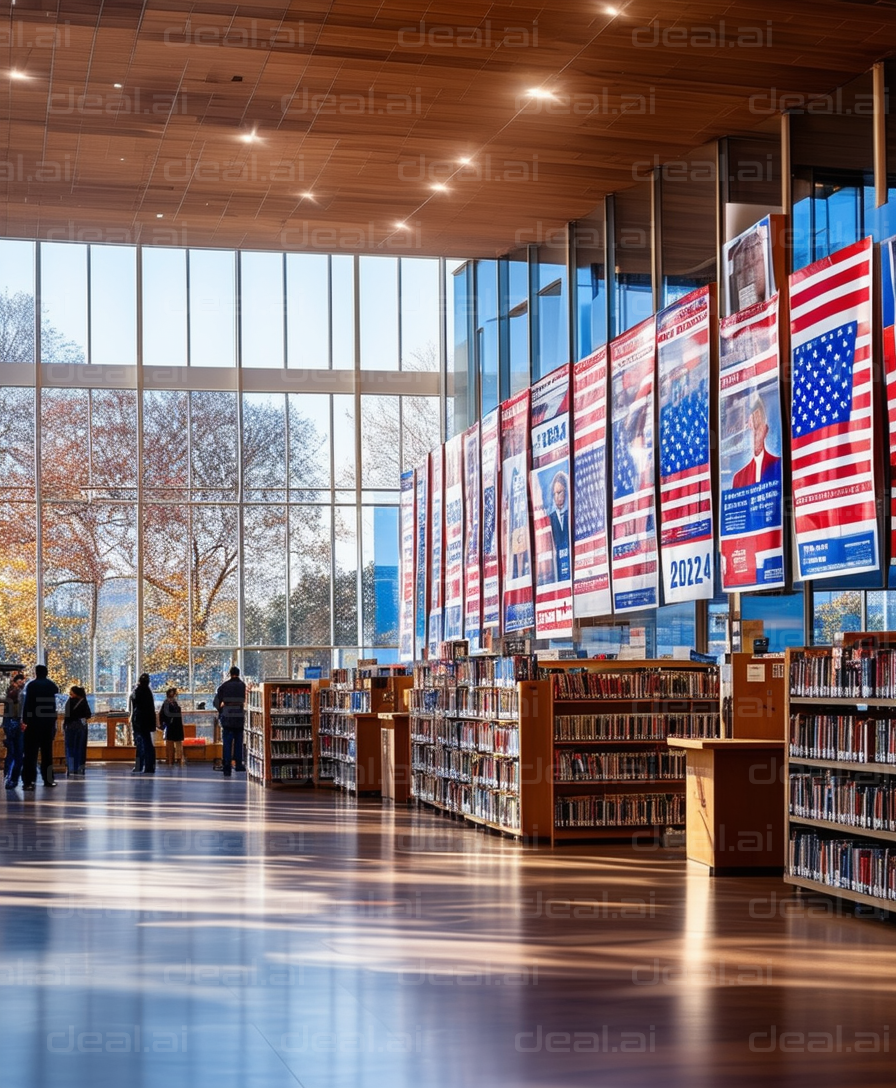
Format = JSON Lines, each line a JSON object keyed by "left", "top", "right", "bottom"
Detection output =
{"left": 667, "top": 738, "right": 785, "bottom": 875}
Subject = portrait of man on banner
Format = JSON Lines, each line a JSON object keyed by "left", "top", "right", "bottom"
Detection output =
{"left": 732, "top": 395, "right": 781, "bottom": 489}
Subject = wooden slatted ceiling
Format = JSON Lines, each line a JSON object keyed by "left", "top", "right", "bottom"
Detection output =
{"left": 0, "top": 1, "right": 893, "bottom": 256}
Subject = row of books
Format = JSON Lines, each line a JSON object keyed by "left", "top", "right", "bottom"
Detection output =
{"left": 789, "top": 714, "right": 875, "bottom": 763}
{"left": 427, "top": 720, "right": 520, "bottom": 756}
{"left": 789, "top": 830, "right": 896, "bottom": 901}
{"left": 549, "top": 668, "right": 719, "bottom": 700}
{"left": 270, "top": 726, "right": 312, "bottom": 741}
{"left": 554, "top": 750, "right": 686, "bottom": 783}
{"left": 555, "top": 792, "right": 685, "bottom": 829}
{"left": 318, "top": 714, "right": 358, "bottom": 738}
{"left": 331, "top": 666, "right": 409, "bottom": 685}
{"left": 790, "top": 772, "right": 896, "bottom": 832}
{"left": 414, "top": 747, "right": 519, "bottom": 786}
{"left": 554, "top": 713, "right": 669, "bottom": 741}
{"left": 411, "top": 656, "right": 535, "bottom": 690}
{"left": 270, "top": 689, "right": 312, "bottom": 711}
{"left": 318, "top": 735, "right": 356, "bottom": 761}
{"left": 271, "top": 761, "right": 314, "bottom": 781}
{"left": 319, "top": 690, "right": 371, "bottom": 713}
{"left": 270, "top": 740, "right": 314, "bottom": 757}
{"left": 472, "top": 755, "right": 520, "bottom": 793}
{"left": 789, "top": 648, "right": 896, "bottom": 699}
{"left": 410, "top": 772, "right": 522, "bottom": 830}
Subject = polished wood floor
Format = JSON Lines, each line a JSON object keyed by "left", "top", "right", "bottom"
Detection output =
{"left": 1, "top": 767, "right": 893, "bottom": 1087}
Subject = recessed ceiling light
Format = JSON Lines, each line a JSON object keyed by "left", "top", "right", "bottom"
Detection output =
{"left": 9, "top": 70, "right": 28, "bottom": 80}
{"left": 458, "top": 156, "right": 472, "bottom": 165}
{"left": 605, "top": 6, "right": 619, "bottom": 15}
{"left": 395, "top": 221, "right": 408, "bottom": 229}
{"left": 156, "top": 213, "right": 164, "bottom": 219}
{"left": 113, "top": 83, "right": 123, "bottom": 89}
{"left": 526, "top": 88, "right": 556, "bottom": 100}
{"left": 239, "top": 130, "right": 259, "bottom": 143}
{"left": 431, "top": 183, "right": 448, "bottom": 192}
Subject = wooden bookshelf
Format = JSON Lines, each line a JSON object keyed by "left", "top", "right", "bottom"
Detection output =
{"left": 316, "top": 669, "right": 412, "bottom": 795}
{"left": 543, "top": 659, "right": 720, "bottom": 845}
{"left": 246, "top": 680, "right": 319, "bottom": 788}
{"left": 784, "top": 645, "right": 896, "bottom": 913}
{"left": 409, "top": 656, "right": 552, "bottom": 841}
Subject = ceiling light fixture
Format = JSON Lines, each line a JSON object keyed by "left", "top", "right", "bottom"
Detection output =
{"left": 395, "top": 221, "right": 408, "bottom": 229}
{"left": 113, "top": 82, "right": 123, "bottom": 89}
{"left": 526, "top": 88, "right": 556, "bottom": 100}
{"left": 156, "top": 213, "right": 164, "bottom": 219}
{"left": 9, "top": 70, "right": 28, "bottom": 80}
{"left": 239, "top": 130, "right": 259, "bottom": 143}
{"left": 431, "top": 183, "right": 448, "bottom": 192}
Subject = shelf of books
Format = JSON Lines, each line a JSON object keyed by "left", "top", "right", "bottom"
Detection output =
{"left": 544, "top": 660, "right": 720, "bottom": 844}
{"left": 246, "top": 680, "right": 320, "bottom": 787}
{"left": 409, "top": 655, "right": 553, "bottom": 840}
{"left": 785, "top": 644, "right": 896, "bottom": 913}
{"left": 316, "top": 665, "right": 412, "bottom": 795}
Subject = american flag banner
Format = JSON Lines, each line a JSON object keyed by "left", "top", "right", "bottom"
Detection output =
{"left": 790, "top": 236, "right": 878, "bottom": 580}
{"left": 427, "top": 446, "right": 444, "bottom": 657}
{"left": 572, "top": 346, "right": 612, "bottom": 619}
{"left": 413, "top": 463, "right": 429, "bottom": 659}
{"left": 719, "top": 294, "right": 785, "bottom": 591}
{"left": 529, "top": 364, "right": 573, "bottom": 638}
{"left": 442, "top": 432, "right": 465, "bottom": 640}
{"left": 462, "top": 422, "right": 481, "bottom": 647}
{"left": 657, "top": 286, "right": 714, "bottom": 603}
{"left": 480, "top": 408, "right": 501, "bottom": 632}
{"left": 882, "top": 235, "right": 896, "bottom": 586}
{"left": 610, "top": 316, "right": 659, "bottom": 613}
{"left": 500, "top": 389, "right": 535, "bottom": 633}
{"left": 398, "top": 470, "right": 415, "bottom": 661}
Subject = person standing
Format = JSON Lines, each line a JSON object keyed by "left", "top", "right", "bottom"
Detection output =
{"left": 21, "top": 664, "right": 60, "bottom": 791}
{"left": 129, "top": 673, "right": 157, "bottom": 775}
{"left": 63, "top": 685, "right": 91, "bottom": 777}
{"left": 160, "top": 687, "right": 185, "bottom": 768}
{"left": 213, "top": 666, "right": 246, "bottom": 778}
{"left": 3, "top": 672, "right": 26, "bottom": 790}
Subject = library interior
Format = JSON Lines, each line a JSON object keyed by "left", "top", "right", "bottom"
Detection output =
{"left": 2, "top": 2, "right": 896, "bottom": 1086}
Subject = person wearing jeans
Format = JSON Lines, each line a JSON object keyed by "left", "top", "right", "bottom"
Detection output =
{"left": 213, "top": 666, "right": 246, "bottom": 778}
{"left": 3, "top": 673, "right": 26, "bottom": 789}
{"left": 129, "top": 673, "right": 157, "bottom": 775}
{"left": 63, "top": 685, "right": 91, "bottom": 777}
{"left": 21, "top": 664, "right": 60, "bottom": 790}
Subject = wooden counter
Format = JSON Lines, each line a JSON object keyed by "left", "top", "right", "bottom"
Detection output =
{"left": 667, "top": 738, "right": 785, "bottom": 875}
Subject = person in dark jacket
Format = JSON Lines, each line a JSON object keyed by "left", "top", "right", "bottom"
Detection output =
{"left": 129, "top": 673, "right": 157, "bottom": 775}
{"left": 21, "top": 664, "right": 60, "bottom": 791}
{"left": 3, "top": 672, "right": 26, "bottom": 789}
{"left": 63, "top": 685, "right": 91, "bottom": 777}
{"left": 160, "top": 687, "right": 185, "bottom": 768}
{"left": 213, "top": 666, "right": 246, "bottom": 778}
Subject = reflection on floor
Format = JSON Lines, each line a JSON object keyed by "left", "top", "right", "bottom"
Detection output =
{"left": 0, "top": 767, "right": 893, "bottom": 1087}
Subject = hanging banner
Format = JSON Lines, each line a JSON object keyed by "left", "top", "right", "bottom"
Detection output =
{"left": 443, "top": 433, "right": 464, "bottom": 640}
{"left": 480, "top": 408, "right": 501, "bottom": 633}
{"left": 500, "top": 390, "right": 535, "bottom": 633}
{"left": 790, "top": 236, "right": 877, "bottom": 580}
{"left": 722, "top": 215, "right": 778, "bottom": 317}
{"left": 462, "top": 422, "right": 481, "bottom": 647}
{"left": 657, "top": 286, "right": 714, "bottom": 602}
{"left": 427, "top": 446, "right": 444, "bottom": 657}
{"left": 719, "top": 294, "right": 786, "bottom": 591}
{"left": 413, "top": 462, "right": 429, "bottom": 658}
{"left": 398, "top": 470, "right": 415, "bottom": 661}
{"left": 529, "top": 365, "right": 574, "bottom": 638}
{"left": 610, "top": 317, "right": 659, "bottom": 613}
{"left": 572, "top": 346, "right": 612, "bottom": 619}
{"left": 883, "top": 235, "right": 896, "bottom": 586}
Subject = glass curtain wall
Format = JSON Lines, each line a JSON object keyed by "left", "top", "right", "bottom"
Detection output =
{"left": 0, "top": 240, "right": 445, "bottom": 705}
